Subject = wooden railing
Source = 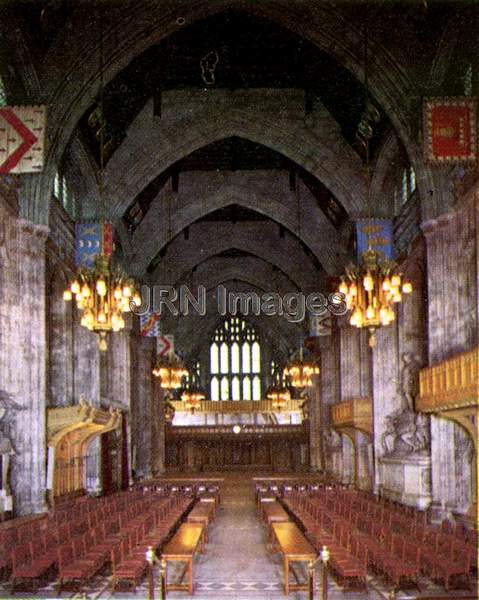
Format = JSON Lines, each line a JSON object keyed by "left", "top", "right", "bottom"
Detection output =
{"left": 418, "top": 347, "right": 478, "bottom": 411}
{"left": 331, "top": 398, "right": 372, "bottom": 435}
{"left": 166, "top": 424, "right": 307, "bottom": 438}
{"left": 171, "top": 399, "right": 304, "bottom": 413}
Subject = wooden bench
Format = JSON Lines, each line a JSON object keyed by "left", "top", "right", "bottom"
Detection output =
{"left": 186, "top": 502, "right": 215, "bottom": 542}
{"left": 161, "top": 523, "right": 205, "bottom": 595}
{"left": 271, "top": 521, "right": 317, "bottom": 595}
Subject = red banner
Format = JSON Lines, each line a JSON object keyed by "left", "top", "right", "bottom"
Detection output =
{"left": 0, "top": 106, "right": 46, "bottom": 174}
{"left": 424, "top": 97, "right": 476, "bottom": 164}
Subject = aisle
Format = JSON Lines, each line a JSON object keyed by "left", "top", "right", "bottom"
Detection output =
{"left": 193, "top": 474, "right": 285, "bottom": 597}
{"left": 190, "top": 474, "right": 370, "bottom": 600}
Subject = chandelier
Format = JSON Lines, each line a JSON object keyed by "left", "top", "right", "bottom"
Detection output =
{"left": 266, "top": 384, "right": 291, "bottom": 411}
{"left": 284, "top": 347, "right": 319, "bottom": 390}
{"left": 335, "top": 23, "right": 412, "bottom": 347}
{"left": 181, "top": 385, "right": 205, "bottom": 414}
{"left": 152, "top": 353, "right": 188, "bottom": 390}
{"left": 64, "top": 254, "right": 140, "bottom": 351}
{"left": 63, "top": 22, "right": 140, "bottom": 352}
{"left": 338, "top": 248, "right": 412, "bottom": 346}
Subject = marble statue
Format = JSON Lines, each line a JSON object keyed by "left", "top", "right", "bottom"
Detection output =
{"left": 399, "top": 352, "right": 421, "bottom": 412}
{"left": 0, "top": 390, "right": 26, "bottom": 494}
{"left": 381, "top": 409, "right": 430, "bottom": 457}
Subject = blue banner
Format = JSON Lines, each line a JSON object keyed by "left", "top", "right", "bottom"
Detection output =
{"left": 355, "top": 219, "right": 393, "bottom": 261}
{"left": 75, "top": 223, "right": 113, "bottom": 267}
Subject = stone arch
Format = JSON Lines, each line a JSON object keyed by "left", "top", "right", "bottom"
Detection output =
{"left": 18, "top": 0, "right": 447, "bottom": 223}
{"left": 149, "top": 222, "right": 323, "bottom": 293}
{"left": 183, "top": 255, "right": 298, "bottom": 295}
{"left": 103, "top": 92, "right": 365, "bottom": 221}
{"left": 128, "top": 170, "right": 344, "bottom": 276}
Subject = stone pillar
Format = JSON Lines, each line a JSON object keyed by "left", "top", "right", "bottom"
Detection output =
{"left": 422, "top": 195, "right": 478, "bottom": 516}
{"left": 0, "top": 208, "right": 49, "bottom": 515}
{"left": 131, "top": 336, "right": 155, "bottom": 479}
{"left": 318, "top": 333, "right": 341, "bottom": 478}
{"left": 72, "top": 313, "right": 102, "bottom": 494}
{"left": 106, "top": 323, "right": 132, "bottom": 410}
{"left": 308, "top": 374, "right": 321, "bottom": 471}
{"left": 371, "top": 324, "right": 401, "bottom": 494}
{"left": 73, "top": 318, "right": 100, "bottom": 405}
{"left": 339, "top": 326, "right": 361, "bottom": 398}
{"left": 151, "top": 381, "right": 166, "bottom": 477}
{"left": 46, "top": 268, "right": 74, "bottom": 407}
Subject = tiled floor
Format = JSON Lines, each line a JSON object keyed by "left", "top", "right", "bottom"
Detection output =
{"left": 0, "top": 473, "right": 476, "bottom": 600}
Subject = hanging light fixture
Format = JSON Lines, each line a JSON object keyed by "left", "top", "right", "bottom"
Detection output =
{"left": 63, "top": 15, "right": 140, "bottom": 351}
{"left": 335, "top": 18, "right": 412, "bottom": 348}
{"left": 284, "top": 345, "right": 320, "bottom": 391}
{"left": 152, "top": 352, "right": 188, "bottom": 390}
{"left": 266, "top": 362, "right": 291, "bottom": 410}
{"left": 338, "top": 250, "right": 412, "bottom": 345}
{"left": 64, "top": 255, "right": 141, "bottom": 350}
{"left": 266, "top": 384, "right": 291, "bottom": 411}
{"left": 181, "top": 384, "right": 205, "bottom": 414}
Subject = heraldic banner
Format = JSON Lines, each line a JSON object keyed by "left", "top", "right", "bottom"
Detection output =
{"left": 423, "top": 97, "right": 477, "bottom": 164}
{"left": 355, "top": 218, "right": 393, "bottom": 261}
{"left": 75, "top": 223, "right": 113, "bottom": 268}
{"left": 0, "top": 105, "right": 46, "bottom": 174}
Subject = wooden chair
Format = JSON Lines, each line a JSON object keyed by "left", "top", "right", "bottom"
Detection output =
{"left": 57, "top": 542, "right": 94, "bottom": 594}
{"left": 11, "top": 543, "right": 50, "bottom": 593}
{"left": 110, "top": 538, "right": 146, "bottom": 593}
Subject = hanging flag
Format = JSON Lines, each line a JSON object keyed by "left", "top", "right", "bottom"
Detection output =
{"left": 0, "top": 105, "right": 46, "bottom": 174}
{"left": 423, "top": 97, "right": 477, "bottom": 164}
{"left": 356, "top": 219, "right": 393, "bottom": 261}
{"left": 139, "top": 311, "right": 161, "bottom": 337}
{"left": 310, "top": 314, "right": 333, "bottom": 337}
{"left": 75, "top": 223, "right": 113, "bottom": 267}
{"left": 157, "top": 334, "right": 174, "bottom": 357}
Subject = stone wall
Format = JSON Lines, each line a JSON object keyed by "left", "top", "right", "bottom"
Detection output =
{"left": 0, "top": 184, "right": 48, "bottom": 516}
{"left": 422, "top": 190, "right": 478, "bottom": 516}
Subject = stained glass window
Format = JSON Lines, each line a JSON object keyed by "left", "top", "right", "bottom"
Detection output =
{"left": 209, "top": 317, "right": 262, "bottom": 400}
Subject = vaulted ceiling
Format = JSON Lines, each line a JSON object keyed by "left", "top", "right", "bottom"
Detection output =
{"left": 1, "top": 0, "right": 475, "bottom": 356}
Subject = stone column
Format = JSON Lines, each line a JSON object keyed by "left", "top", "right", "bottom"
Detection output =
{"left": 371, "top": 323, "right": 401, "bottom": 494}
{"left": 106, "top": 322, "right": 132, "bottom": 410}
{"left": 130, "top": 336, "right": 155, "bottom": 479}
{"left": 308, "top": 374, "right": 321, "bottom": 471}
{"left": 339, "top": 326, "right": 361, "bottom": 398}
{"left": 46, "top": 268, "right": 74, "bottom": 407}
{"left": 422, "top": 195, "right": 478, "bottom": 517}
{"left": 0, "top": 209, "right": 49, "bottom": 515}
{"left": 151, "top": 380, "right": 166, "bottom": 477}
{"left": 318, "top": 333, "right": 341, "bottom": 478}
{"left": 73, "top": 317, "right": 100, "bottom": 405}
{"left": 72, "top": 312, "right": 102, "bottom": 494}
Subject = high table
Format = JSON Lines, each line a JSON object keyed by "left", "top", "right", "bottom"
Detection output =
{"left": 271, "top": 521, "right": 317, "bottom": 596}
{"left": 161, "top": 523, "right": 205, "bottom": 594}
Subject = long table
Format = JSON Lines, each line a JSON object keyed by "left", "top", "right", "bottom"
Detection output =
{"left": 161, "top": 523, "right": 205, "bottom": 594}
{"left": 187, "top": 502, "right": 215, "bottom": 542}
{"left": 271, "top": 521, "right": 317, "bottom": 595}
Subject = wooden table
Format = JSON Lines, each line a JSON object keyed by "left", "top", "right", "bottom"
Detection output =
{"left": 161, "top": 523, "right": 205, "bottom": 594}
{"left": 271, "top": 522, "right": 317, "bottom": 596}
{"left": 257, "top": 492, "right": 276, "bottom": 509}
{"left": 262, "top": 500, "right": 289, "bottom": 524}
{"left": 187, "top": 502, "right": 215, "bottom": 542}
{"left": 199, "top": 493, "right": 220, "bottom": 515}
